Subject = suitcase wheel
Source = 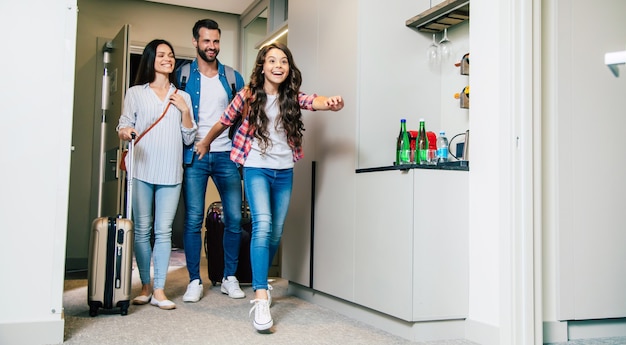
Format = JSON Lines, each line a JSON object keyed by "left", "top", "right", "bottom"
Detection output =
{"left": 117, "top": 300, "right": 130, "bottom": 316}
{"left": 88, "top": 301, "right": 101, "bottom": 317}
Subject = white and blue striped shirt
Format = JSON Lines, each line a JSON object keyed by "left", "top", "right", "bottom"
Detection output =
{"left": 117, "top": 83, "right": 197, "bottom": 185}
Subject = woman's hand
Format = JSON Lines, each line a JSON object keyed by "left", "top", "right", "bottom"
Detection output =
{"left": 169, "top": 92, "right": 189, "bottom": 114}
{"left": 171, "top": 91, "right": 194, "bottom": 129}
{"left": 118, "top": 127, "right": 137, "bottom": 141}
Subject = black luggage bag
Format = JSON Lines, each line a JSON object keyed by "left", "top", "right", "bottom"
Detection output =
{"left": 204, "top": 201, "right": 252, "bottom": 286}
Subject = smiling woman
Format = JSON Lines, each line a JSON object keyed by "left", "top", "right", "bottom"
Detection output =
{"left": 116, "top": 38, "right": 197, "bottom": 311}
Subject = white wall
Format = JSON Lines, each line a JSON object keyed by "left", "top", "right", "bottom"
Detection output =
{"left": 356, "top": 2, "right": 469, "bottom": 169}
{"left": 0, "top": 0, "right": 77, "bottom": 344}
{"left": 467, "top": 0, "right": 508, "bottom": 337}
{"left": 467, "top": 0, "right": 532, "bottom": 343}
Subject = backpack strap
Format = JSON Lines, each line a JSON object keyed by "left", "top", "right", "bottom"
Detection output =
{"left": 224, "top": 65, "right": 238, "bottom": 101}
{"left": 179, "top": 61, "right": 191, "bottom": 90}
{"left": 180, "top": 61, "right": 239, "bottom": 99}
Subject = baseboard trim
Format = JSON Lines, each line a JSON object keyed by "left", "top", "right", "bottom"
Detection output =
{"left": 0, "top": 319, "right": 64, "bottom": 345}
{"left": 543, "top": 320, "right": 568, "bottom": 343}
{"left": 288, "top": 282, "right": 465, "bottom": 342}
{"left": 568, "top": 318, "right": 626, "bottom": 340}
{"left": 65, "top": 257, "right": 88, "bottom": 272}
{"left": 464, "top": 318, "right": 500, "bottom": 345}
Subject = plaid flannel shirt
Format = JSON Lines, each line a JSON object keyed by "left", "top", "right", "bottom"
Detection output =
{"left": 222, "top": 89, "right": 317, "bottom": 165}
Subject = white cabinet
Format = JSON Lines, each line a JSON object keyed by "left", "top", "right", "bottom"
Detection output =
{"left": 354, "top": 170, "right": 415, "bottom": 320}
{"left": 351, "top": 168, "right": 468, "bottom": 322}
{"left": 413, "top": 169, "right": 468, "bottom": 320}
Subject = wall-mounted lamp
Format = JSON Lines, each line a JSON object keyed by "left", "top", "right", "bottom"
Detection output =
{"left": 605, "top": 49, "right": 626, "bottom": 77}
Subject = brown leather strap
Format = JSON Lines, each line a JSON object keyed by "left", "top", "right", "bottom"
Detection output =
{"left": 135, "top": 89, "right": 178, "bottom": 145}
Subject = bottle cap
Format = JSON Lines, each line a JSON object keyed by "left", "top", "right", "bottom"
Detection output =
{"left": 440, "top": 130, "right": 445, "bottom": 135}
{"left": 419, "top": 118, "right": 425, "bottom": 122}
{"left": 401, "top": 118, "right": 406, "bottom": 122}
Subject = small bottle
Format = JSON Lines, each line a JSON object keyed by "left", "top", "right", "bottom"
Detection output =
{"left": 396, "top": 119, "right": 411, "bottom": 165}
{"left": 437, "top": 130, "right": 449, "bottom": 163}
{"left": 417, "top": 119, "right": 428, "bottom": 164}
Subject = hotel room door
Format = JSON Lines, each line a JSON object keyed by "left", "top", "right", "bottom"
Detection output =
{"left": 97, "top": 24, "right": 130, "bottom": 218}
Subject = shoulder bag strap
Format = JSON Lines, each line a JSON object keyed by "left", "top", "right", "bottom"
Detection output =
{"left": 135, "top": 89, "right": 178, "bottom": 145}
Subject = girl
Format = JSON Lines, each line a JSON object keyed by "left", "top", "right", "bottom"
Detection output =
{"left": 117, "top": 39, "right": 197, "bottom": 310}
{"left": 198, "top": 42, "right": 344, "bottom": 330}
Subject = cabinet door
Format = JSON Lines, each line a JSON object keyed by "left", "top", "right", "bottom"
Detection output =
{"left": 413, "top": 169, "right": 468, "bottom": 320}
{"left": 354, "top": 170, "right": 414, "bottom": 320}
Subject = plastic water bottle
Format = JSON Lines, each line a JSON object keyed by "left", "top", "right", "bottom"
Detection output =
{"left": 437, "top": 130, "right": 449, "bottom": 163}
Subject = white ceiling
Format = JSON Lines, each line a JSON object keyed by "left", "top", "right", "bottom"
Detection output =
{"left": 144, "top": 0, "right": 258, "bottom": 15}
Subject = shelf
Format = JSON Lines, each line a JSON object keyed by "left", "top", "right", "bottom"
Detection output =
{"left": 405, "top": 0, "right": 469, "bottom": 33}
{"left": 355, "top": 161, "right": 469, "bottom": 173}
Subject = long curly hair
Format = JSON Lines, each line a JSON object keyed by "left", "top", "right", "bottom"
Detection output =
{"left": 247, "top": 42, "right": 305, "bottom": 153}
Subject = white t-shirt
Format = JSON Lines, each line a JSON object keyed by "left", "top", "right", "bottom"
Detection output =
{"left": 197, "top": 73, "right": 231, "bottom": 152}
{"left": 244, "top": 95, "right": 294, "bottom": 169}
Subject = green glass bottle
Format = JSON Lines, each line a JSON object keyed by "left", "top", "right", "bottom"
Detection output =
{"left": 396, "top": 119, "right": 411, "bottom": 165}
{"left": 417, "top": 118, "right": 428, "bottom": 164}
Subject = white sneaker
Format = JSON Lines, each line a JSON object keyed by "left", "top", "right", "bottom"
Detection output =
{"left": 221, "top": 276, "right": 245, "bottom": 299}
{"left": 182, "top": 279, "right": 203, "bottom": 302}
{"left": 249, "top": 299, "right": 273, "bottom": 331}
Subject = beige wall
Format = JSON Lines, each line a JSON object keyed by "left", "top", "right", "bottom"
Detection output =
{"left": 67, "top": 0, "right": 239, "bottom": 269}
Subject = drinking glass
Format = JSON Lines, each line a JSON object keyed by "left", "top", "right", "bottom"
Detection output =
{"left": 426, "top": 34, "right": 439, "bottom": 68}
{"left": 438, "top": 28, "right": 452, "bottom": 62}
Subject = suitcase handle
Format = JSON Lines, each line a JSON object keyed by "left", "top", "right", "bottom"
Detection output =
{"left": 125, "top": 133, "right": 136, "bottom": 219}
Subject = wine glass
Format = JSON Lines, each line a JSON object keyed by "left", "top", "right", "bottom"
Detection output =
{"left": 438, "top": 28, "right": 452, "bottom": 62}
{"left": 426, "top": 33, "right": 439, "bottom": 68}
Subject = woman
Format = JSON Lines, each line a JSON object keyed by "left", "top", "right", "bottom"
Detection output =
{"left": 198, "top": 42, "right": 344, "bottom": 330}
{"left": 117, "top": 39, "right": 197, "bottom": 310}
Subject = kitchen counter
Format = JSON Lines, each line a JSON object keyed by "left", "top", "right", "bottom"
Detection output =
{"left": 356, "top": 160, "right": 469, "bottom": 173}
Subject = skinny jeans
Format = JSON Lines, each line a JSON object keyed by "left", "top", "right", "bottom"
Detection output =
{"left": 243, "top": 167, "right": 293, "bottom": 291}
{"left": 132, "top": 179, "right": 181, "bottom": 290}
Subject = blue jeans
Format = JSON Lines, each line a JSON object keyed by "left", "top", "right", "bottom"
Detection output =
{"left": 243, "top": 167, "right": 293, "bottom": 291}
{"left": 132, "top": 179, "right": 181, "bottom": 290}
{"left": 183, "top": 151, "right": 242, "bottom": 283}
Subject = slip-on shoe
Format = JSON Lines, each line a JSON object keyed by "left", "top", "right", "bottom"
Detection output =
{"left": 150, "top": 296, "right": 176, "bottom": 310}
{"left": 132, "top": 293, "right": 152, "bottom": 305}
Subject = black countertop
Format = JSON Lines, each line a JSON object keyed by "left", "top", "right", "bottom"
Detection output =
{"left": 355, "top": 161, "right": 469, "bottom": 173}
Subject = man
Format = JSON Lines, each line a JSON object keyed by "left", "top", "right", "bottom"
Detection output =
{"left": 178, "top": 18, "right": 246, "bottom": 302}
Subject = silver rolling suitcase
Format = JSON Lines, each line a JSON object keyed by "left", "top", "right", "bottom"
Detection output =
{"left": 87, "top": 135, "right": 135, "bottom": 316}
